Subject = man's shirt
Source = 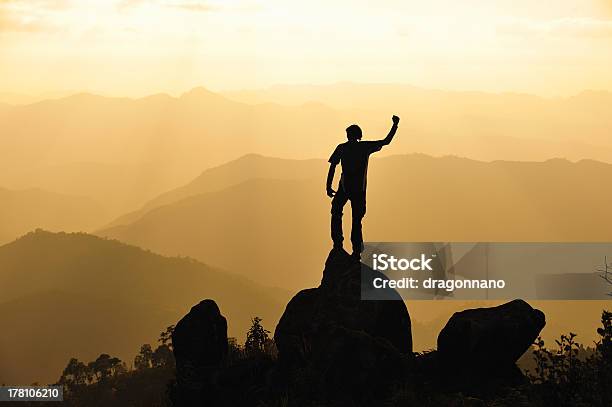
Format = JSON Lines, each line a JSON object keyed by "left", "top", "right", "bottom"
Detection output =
{"left": 328, "top": 140, "right": 384, "bottom": 193}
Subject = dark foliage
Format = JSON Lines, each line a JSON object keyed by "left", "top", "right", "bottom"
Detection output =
{"left": 45, "top": 310, "right": 612, "bottom": 407}
{"left": 523, "top": 310, "right": 612, "bottom": 407}
{"left": 55, "top": 327, "right": 176, "bottom": 407}
{"left": 245, "top": 316, "right": 272, "bottom": 357}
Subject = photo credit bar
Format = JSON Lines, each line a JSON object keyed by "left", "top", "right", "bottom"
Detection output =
{"left": 361, "top": 242, "right": 612, "bottom": 301}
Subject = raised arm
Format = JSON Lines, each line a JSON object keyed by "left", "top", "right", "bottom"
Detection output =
{"left": 326, "top": 163, "right": 337, "bottom": 197}
{"left": 381, "top": 115, "right": 400, "bottom": 146}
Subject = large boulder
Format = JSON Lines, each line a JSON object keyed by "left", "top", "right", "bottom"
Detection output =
{"left": 274, "top": 249, "right": 413, "bottom": 399}
{"left": 437, "top": 299, "right": 546, "bottom": 375}
{"left": 172, "top": 299, "right": 228, "bottom": 404}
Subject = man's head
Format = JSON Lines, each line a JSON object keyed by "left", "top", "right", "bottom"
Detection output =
{"left": 346, "top": 124, "right": 362, "bottom": 141}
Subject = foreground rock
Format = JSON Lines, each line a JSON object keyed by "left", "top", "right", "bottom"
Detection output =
{"left": 421, "top": 299, "right": 546, "bottom": 393}
{"left": 172, "top": 299, "right": 228, "bottom": 405}
{"left": 274, "top": 248, "right": 413, "bottom": 400}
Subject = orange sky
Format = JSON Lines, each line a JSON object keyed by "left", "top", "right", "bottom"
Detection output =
{"left": 1, "top": 0, "right": 612, "bottom": 97}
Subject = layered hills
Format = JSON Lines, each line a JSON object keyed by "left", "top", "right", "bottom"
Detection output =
{"left": 2, "top": 84, "right": 612, "bottom": 225}
{"left": 99, "top": 154, "right": 612, "bottom": 290}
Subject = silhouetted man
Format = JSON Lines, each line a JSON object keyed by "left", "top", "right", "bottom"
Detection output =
{"left": 327, "top": 115, "right": 400, "bottom": 259}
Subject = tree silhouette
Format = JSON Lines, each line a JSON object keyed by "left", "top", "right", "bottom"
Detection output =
{"left": 152, "top": 344, "right": 174, "bottom": 368}
{"left": 134, "top": 344, "right": 153, "bottom": 370}
{"left": 59, "top": 358, "right": 91, "bottom": 388}
{"left": 245, "top": 317, "right": 270, "bottom": 356}
{"left": 88, "top": 354, "right": 123, "bottom": 382}
{"left": 597, "top": 256, "right": 612, "bottom": 296}
{"left": 158, "top": 324, "right": 175, "bottom": 350}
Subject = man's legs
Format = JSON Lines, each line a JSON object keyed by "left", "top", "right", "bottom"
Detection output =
{"left": 331, "top": 187, "right": 348, "bottom": 249}
{"left": 349, "top": 192, "right": 367, "bottom": 256}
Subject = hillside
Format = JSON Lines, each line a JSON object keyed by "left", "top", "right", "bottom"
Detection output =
{"left": 0, "top": 187, "right": 104, "bottom": 244}
{"left": 0, "top": 291, "right": 175, "bottom": 386}
{"left": 106, "top": 154, "right": 325, "bottom": 228}
{"left": 0, "top": 230, "right": 290, "bottom": 385}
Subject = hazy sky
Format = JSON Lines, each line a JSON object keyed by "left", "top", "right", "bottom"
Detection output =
{"left": 2, "top": 0, "right": 612, "bottom": 96}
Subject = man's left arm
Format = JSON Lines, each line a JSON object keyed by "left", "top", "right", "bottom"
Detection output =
{"left": 381, "top": 115, "right": 400, "bottom": 146}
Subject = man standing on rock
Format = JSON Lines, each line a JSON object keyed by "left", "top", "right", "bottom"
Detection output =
{"left": 327, "top": 115, "right": 400, "bottom": 259}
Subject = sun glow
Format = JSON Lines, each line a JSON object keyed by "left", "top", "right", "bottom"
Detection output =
{"left": 1, "top": 0, "right": 612, "bottom": 96}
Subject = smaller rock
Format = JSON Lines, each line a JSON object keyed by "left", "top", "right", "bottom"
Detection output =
{"left": 172, "top": 299, "right": 228, "bottom": 404}
{"left": 437, "top": 299, "right": 545, "bottom": 374}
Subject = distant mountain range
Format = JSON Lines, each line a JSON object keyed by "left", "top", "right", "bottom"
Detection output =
{"left": 0, "top": 91, "right": 75, "bottom": 105}
{"left": 0, "top": 87, "right": 347, "bottom": 220}
{"left": 0, "top": 230, "right": 290, "bottom": 385}
{"left": 2, "top": 84, "right": 612, "bottom": 225}
{"left": 223, "top": 83, "right": 612, "bottom": 159}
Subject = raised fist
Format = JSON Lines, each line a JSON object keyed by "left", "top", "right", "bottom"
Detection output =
{"left": 392, "top": 115, "right": 400, "bottom": 125}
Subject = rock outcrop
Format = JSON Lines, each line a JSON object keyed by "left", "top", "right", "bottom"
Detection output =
{"left": 274, "top": 248, "right": 413, "bottom": 399}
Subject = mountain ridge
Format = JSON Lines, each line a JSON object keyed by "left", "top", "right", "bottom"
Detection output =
{"left": 102, "top": 153, "right": 325, "bottom": 228}
{"left": 101, "top": 153, "right": 612, "bottom": 233}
